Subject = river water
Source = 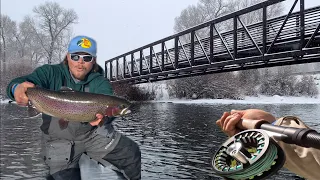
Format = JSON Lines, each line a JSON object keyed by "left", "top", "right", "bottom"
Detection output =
{"left": 0, "top": 101, "right": 319, "bottom": 180}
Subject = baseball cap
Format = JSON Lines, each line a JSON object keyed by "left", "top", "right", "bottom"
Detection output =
{"left": 68, "top": 35, "right": 97, "bottom": 56}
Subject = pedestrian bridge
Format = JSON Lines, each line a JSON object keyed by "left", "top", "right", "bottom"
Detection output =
{"left": 105, "top": 0, "right": 320, "bottom": 84}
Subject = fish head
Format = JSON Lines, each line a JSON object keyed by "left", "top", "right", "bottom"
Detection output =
{"left": 105, "top": 103, "right": 132, "bottom": 117}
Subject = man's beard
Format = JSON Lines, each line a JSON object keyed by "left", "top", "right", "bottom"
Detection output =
{"left": 72, "top": 66, "right": 87, "bottom": 80}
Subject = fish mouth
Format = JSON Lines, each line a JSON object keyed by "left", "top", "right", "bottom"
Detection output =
{"left": 120, "top": 107, "right": 131, "bottom": 115}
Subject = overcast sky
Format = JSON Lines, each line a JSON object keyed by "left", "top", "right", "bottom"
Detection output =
{"left": 1, "top": 0, "right": 319, "bottom": 67}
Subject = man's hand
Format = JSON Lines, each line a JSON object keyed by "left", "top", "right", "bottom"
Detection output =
{"left": 90, "top": 114, "right": 104, "bottom": 126}
{"left": 216, "top": 109, "right": 276, "bottom": 137}
{"left": 14, "top": 82, "right": 35, "bottom": 106}
{"left": 216, "top": 111, "right": 242, "bottom": 137}
{"left": 89, "top": 107, "right": 122, "bottom": 126}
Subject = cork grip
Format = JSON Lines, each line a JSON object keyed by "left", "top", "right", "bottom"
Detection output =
{"left": 237, "top": 118, "right": 270, "bottom": 130}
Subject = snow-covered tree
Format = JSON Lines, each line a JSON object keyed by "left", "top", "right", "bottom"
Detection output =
{"left": 295, "top": 75, "right": 319, "bottom": 97}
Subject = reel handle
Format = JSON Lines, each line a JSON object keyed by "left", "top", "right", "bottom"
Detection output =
{"left": 236, "top": 118, "right": 270, "bottom": 130}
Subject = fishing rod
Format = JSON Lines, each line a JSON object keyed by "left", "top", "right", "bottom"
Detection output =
{"left": 211, "top": 119, "right": 320, "bottom": 180}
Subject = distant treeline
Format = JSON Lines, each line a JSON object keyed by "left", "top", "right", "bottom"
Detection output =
{"left": 167, "top": 68, "right": 319, "bottom": 100}
{"left": 113, "top": 66, "right": 319, "bottom": 101}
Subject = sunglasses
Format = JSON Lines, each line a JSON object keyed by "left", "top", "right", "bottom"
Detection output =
{"left": 70, "top": 54, "right": 95, "bottom": 62}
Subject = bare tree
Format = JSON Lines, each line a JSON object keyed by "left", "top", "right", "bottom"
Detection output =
{"left": 11, "top": 16, "right": 44, "bottom": 67}
{"left": 295, "top": 75, "right": 319, "bottom": 97}
{"left": 174, "top": 0, "right": 230, "bottom": 42}
{"left": 171, "top": 0, "right": 287, "bottom": 99}
{"left": 0, "top": 15, "right": 19, "bottom": 95}
{"left": 228, "top": 0, "right": 283, "bottom": 25}
{"left": 55, "top": 27, "right": 73, "bottom": 60}
{"left": 0, "top": 2, "right": 79, "bottom": 97}
{"left": 32, "top": 1, "right": 78, "bottom": 64}
{"left": 172, "top": 0, "right": 238, "bottom": 100}
{"left": 227, "top": 0, "right": 284, "bottom": 96}
{"left": 168, "top": 72, "right": 241, "bottom": 99}
{"left": 0, "top": 15, "right": 18, "bottom": 73}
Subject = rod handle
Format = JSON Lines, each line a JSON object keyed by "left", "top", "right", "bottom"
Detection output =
{"left": 237, "top": 118, "right": 270, "bottom": 130}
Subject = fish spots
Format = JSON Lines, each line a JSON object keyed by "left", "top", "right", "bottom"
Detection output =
{"left": 25, "top": 87, "right": 131, "bottom": 122}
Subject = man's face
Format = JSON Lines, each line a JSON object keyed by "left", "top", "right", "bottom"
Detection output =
{"left": 67, "top": 52, "right": 96, "bottom": 80}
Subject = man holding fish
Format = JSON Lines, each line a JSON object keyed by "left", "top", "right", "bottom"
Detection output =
{"left": 6, "top": 35, "right": 141, "bottom": 180}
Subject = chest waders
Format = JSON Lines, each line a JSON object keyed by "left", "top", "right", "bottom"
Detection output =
{"left": 42, "top": 76, "right": 141, "bottom": 180}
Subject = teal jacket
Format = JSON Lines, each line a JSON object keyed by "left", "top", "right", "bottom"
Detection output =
{"left": 7, "top": 63, "right": 113, "bottom": 100}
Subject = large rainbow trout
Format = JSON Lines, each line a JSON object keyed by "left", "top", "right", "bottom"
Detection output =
{"left": 26, "top": 87, "right": 131, "bottom": 122}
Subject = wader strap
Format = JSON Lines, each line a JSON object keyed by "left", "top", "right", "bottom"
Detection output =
{"left": 84, "top": 86, "right": 89, "bottom": 92}
{"left": 63, "top": 75, "right": 67, "bottom": 87}
{"left": 40, "top": 114, "right": 52, "bottom": 134}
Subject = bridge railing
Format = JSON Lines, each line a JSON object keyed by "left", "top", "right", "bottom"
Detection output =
{"left": 105, "top": 0, "right": 320, "bottom": 83}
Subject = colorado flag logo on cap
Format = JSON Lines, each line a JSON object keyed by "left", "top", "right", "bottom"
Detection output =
{"left": 77, "top": 38, "right": 91, "bottom": 48}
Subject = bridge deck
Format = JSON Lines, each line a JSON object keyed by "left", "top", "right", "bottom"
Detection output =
{"left": 105, "top": 0, "right": 320, "bottom": 84}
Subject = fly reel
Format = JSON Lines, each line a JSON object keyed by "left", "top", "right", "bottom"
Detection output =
{"left": 212, "top": 129, "right": 285, "bottom": 180}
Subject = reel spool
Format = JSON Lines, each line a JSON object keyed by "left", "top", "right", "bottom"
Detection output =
{"left": 212, "top": 129, "right": 285, "bottom": 180}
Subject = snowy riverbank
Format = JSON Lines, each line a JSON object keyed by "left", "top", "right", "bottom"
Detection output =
{"left": 152, "top": 94, "right": 319, "bottom": 105}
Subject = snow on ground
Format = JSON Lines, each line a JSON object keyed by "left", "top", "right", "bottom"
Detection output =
{"left": 153, "top": 94, "right": 319, "bottom": 105}
{"left": 314, "top": 73, "right": 320, "bottom": 93}
{"left": 2, "top": 94, "right": 318, "bottom": 105}
{"left": 0, "top": 94, "right": 10, "bottom": 104}
{"left": 0, "top": 99, "right": 10, "bottom": 104}
{"left": 150, "top": 74, "right": 320, "bottom": 105}
{"left": 150, "top": 81, "right": 320, "bottom": 104}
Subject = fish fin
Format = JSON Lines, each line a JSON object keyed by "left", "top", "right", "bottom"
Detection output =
{"left": 27, "top": 102, "right": 41, "bottom": 118}
{"left": 58, "top": 118, "right": 69, "bottom": 130}
{"left": 59, "top": 86, "right": 74, "bottom": 92}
